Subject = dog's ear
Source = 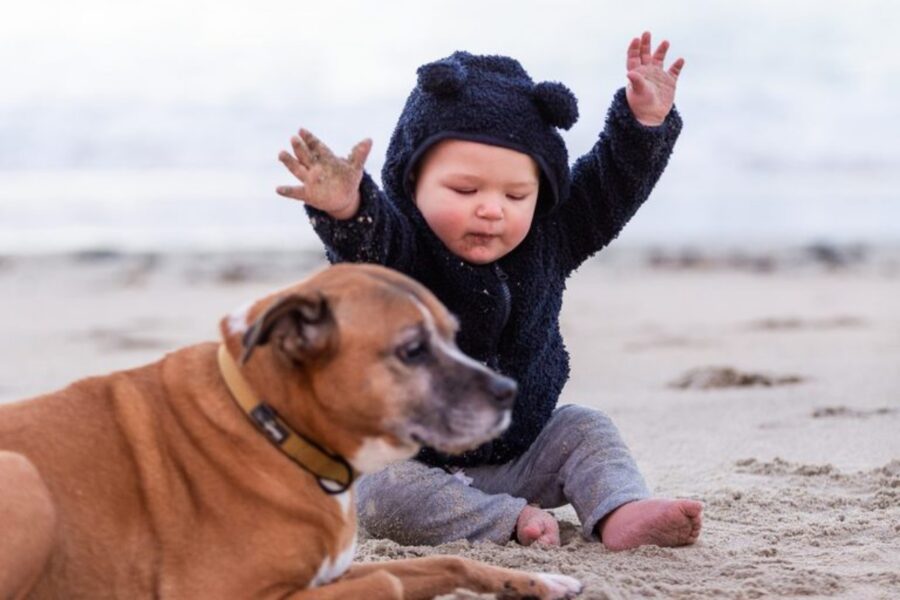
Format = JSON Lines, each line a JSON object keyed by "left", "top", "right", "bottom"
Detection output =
{"left": 240, "top": 293, "right": 336, "bottom": 365}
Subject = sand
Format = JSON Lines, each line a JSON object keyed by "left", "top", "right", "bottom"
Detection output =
{"left": 1, "top": 245, "right": 898, "bottom": 599}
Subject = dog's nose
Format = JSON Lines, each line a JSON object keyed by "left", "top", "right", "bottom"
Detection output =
{"left": 487, "top": 375, "right": 517, "bottom": 409}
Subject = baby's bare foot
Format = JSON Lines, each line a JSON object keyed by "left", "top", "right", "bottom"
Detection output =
{"left": 516, "top": 505, "right": 560, "bottom": 547}
{"left": 598, "top": 498, "right": 703, "bottom": 551}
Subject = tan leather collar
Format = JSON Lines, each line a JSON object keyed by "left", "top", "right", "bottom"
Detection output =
{"left": 217, "top": 344, "right": 356, "bottom": 494}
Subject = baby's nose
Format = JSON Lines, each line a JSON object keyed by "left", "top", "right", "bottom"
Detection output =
{"left": 475, "top": 199, "right": 503, "bottom": 220}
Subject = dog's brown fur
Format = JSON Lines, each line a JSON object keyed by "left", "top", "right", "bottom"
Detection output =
{"left": 0, "top": 264, "right": 580, "bottom": 599}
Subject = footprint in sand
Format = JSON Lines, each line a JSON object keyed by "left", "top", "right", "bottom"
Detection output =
{"left": 746, "top": 315, "right": 866, "bottom": 331}
{"left": 811, "top": 406, "right": 899, "bottom": 419}
{"left": 669, "top": 366, "right": 805, "bottom": 390}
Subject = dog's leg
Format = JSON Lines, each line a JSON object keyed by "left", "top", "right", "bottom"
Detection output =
{"left": 285, "top": 570, "right": 403, "bottom": 599}
{"left": 341, "top": 557, "right": 582, "bottom": 600}
{"left": 0, "top": 452, "right": 58, "bottom": 599}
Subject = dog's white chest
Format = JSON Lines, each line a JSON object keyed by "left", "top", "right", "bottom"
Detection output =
{"left": 307, "top": 490, "right": 356, "bottom": 588}
{"left": 309, "top": 535, "right": 356, "bottom": 588}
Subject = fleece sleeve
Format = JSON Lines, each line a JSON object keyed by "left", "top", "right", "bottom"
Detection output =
{"left": 304, "top": 172, "right": 417, "bottom": 271}
{"left": 552, "top": 88, "right": 682, "bottom": 274}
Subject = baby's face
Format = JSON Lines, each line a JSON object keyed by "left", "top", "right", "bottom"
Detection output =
{"left": 413, "top": 139, "right": 539, "bottom": 265}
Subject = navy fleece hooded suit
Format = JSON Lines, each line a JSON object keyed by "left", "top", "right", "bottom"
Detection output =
{"left": 306, "top": 52, "right": 682, "bottom": 543}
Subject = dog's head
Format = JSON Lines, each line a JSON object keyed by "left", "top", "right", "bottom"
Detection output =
{"left": 219, "top": 263, "right": 515, "bottom": 474}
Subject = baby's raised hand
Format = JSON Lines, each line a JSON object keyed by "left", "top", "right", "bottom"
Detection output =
{"left": 624, "top": 31, "right": 685, "bottom": 127}
{"left": 277, "top": 129, "right": 372, "bottom": 220}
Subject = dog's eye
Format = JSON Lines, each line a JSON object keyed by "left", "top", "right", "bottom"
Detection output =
{"left": 396, "top": 339, "right": 430, "bottom": 364}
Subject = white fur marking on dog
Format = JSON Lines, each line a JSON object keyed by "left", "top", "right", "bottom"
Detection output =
{"left": 537, "top": 572, "right": 583, "bottom": 596}
{"left": 309, "top": 535, "right": 357, "bottom": 588}
{"left": 349, "top": 436, "right": 417, "bottom": 474}
{"left": 498, "top": 409, "right": 512, "bottom": 432}
{"left": 227, "top": 300, "right": 254, "bottom": 335}
{"left": 331, "top": 490, "right": 352, "bottom": 519}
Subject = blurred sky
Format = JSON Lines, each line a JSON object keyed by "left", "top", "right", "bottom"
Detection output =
{"left": 0, "top": 0, "right": 898, "bottom": 252}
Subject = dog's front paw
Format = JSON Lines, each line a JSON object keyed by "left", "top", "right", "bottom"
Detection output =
{"left": 535, "top": 572, "right": 583, "bottom": 599}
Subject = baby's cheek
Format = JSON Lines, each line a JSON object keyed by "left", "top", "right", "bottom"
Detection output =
{"left": 426, "top": 206, "right": 469, "bottom": 241}
{"left": 507, "top": 209, "right": 536, "bottom": 244}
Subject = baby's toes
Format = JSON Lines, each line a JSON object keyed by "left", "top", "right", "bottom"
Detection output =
{"left": 690, "top": 520, "right": 702, "bottom": 539}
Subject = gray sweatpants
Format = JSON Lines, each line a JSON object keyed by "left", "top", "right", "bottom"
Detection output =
{"left": 356, "top": 404, "right": 650, "bottom": 545}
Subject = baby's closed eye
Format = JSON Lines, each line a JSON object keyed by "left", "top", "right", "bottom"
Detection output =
{"left": 449, "top": 187, "right": 478, "bottom": 195}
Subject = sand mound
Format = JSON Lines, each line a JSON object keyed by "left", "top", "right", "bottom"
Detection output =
{"left": 669, "top": 366, "right": 805, "bottom": 390}
{"left": 812, "top": 406, "right": 898, "bottom": 419}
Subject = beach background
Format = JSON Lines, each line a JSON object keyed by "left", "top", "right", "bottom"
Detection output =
{"left": 1, "top": 1, "right": 898, "bottom": 598}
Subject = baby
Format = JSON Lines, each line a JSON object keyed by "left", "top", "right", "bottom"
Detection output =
{"left": 277, "top": 32, "right": 702, "bottom": 550}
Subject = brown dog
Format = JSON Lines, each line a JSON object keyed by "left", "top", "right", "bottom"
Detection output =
{"left": 0, "top": 263, "right": 582, "bottom": 599}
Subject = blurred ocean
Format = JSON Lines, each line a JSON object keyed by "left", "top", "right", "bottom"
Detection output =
{"left": 1, "top": 0, "right": 898, "bottom": 253}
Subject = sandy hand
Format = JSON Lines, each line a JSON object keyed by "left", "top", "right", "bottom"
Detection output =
{"left": 624, "top": 31, "right": 685, "bottom": 126}
{"left": 516, "top": 505, "right": 560, "bottom": 547}
{"left": 276, "top": 129, "right": 372, "bottom": 220}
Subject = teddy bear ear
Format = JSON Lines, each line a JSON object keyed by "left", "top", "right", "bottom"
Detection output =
{"left": 417, "top": 59, "right": 467, "bottom": 96}
{"left": 532, "top": 81, "right": 579, "bottom": 130}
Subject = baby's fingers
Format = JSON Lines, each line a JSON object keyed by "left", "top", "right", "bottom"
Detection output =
{"left": 290, "top": 135, "right": 314, "bottom": 167}
{"left": 275, "top": 184, "right": 308, "bottom": 202}
{"left": 299, "top": 128, "right": 334, "bottom": 162}
{"left": 652, "top": 40, "right": 670, "bottom": 67}
{"left": 348, "top": 138, "right": 373, "bottom": 171}
{"left": 626, "top": 36, "right": 641, "bottom": 72}
{"left": 279, "top": 150, "right": 309, "bottom": 182}
{"left": 626, "top": 71, "right": 647, "bottom": 94}
{"left": 640, "top": 31, "right": 652, "bottom": 65}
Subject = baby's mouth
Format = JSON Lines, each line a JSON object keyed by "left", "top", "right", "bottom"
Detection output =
{"left": 465, "top": 232, "right": 500, "bottom": 245}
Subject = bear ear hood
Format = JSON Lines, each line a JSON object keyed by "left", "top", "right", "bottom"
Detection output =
{"left": 417, "top": 58, "right": 467, "bottom": 96}
{"left": 382, "top": 51, "right": 579, "bottom": 217}
{"left": 532, "top": 81, "right": 579, "bottom": 131}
